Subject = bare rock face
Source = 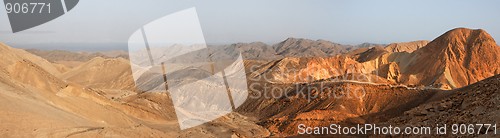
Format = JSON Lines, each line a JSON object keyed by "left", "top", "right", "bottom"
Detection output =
{"left": 26, "top": 49, "right": 127, "bottom": 63}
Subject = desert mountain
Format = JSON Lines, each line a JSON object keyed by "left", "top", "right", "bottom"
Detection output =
{"left": 144, "top": 38, "right": 353, "bottom": 63}
{"left": 0, "top": 43, "right": 268, "bottom": 137}
{"left": 273, "top": 38, "right": 352, "bottom": 57}
{"left": 61, "top": 57, "right": 136, "bottom": 91}
{"left": 384, "top": 40, "right": 429, "bottom": 53}
{"left": 362, "top": 29, "right": 500, "bottom": 89}
{"left": 356, "top": 42, "right": 387, "bottom": 48}
{"left": 99, "top": 50, "right": 129, "bottom": 58}
{"left": 351, "top": 40, "right": 429, "bottom": 62}
{"left": 252, "top": 28, "right": 500, "bottom": 90}
{"left": 249, "top": 39, "right": 431, "bottom": 85}
{"left": 27, "top": 49, "right": 129, "bottom": 68}
{"left": 241, "top": 30, "right": 499, "bottom": 135}
{"left": 27, "top": 49, "right": 129, "bottom": 62}
{"left": 209, "top": 42, "right": 282, "bottom": 60}
{"left": 404, "top": 28, "right": 500, "bottom": 89}
{"left": 240, "top": 28, "right": 500, "bottom": 136}
{"left": 0, "top": 43, "right": 142, "bottom": 136}
{"left": 0, "top": 43, "right": 66, "bottom": 92}
{"left": 344, "top": 43, "right": 386, "bottom": 59}
{"left": 1, "top": 44, "right": 64, "bottom": 75}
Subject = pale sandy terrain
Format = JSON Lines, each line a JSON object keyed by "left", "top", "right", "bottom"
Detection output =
{"left": 0, "top": 43, "right": 268, "bottom": 137}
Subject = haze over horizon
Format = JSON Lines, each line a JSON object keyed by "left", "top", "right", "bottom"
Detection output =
{"left": 0, "top": 0, "right": 499, "bottom": 51}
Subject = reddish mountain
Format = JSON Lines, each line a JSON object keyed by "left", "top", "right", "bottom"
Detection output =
{"left": 358, "top": 28, "right": 500, "bottom": 89}
{"left": 405, "top": 28, "right": 500, "bottom": 89}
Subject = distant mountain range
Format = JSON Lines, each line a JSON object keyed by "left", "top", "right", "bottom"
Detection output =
{"left": 25, "top": 38, "right": 381, "bottom": 61}
{"left": 26, "top": 49, "right": 129, "bottom": 62}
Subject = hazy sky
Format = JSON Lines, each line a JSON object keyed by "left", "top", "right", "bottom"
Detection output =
{"left": 0, "top": 0, "right": 499, "bottom": 51}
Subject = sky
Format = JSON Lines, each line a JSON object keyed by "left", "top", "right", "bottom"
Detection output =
{"left": 0, "top": 0, "right": 499, "bottom": 51}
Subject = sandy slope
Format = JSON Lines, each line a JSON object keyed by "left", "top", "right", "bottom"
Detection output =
{"left": 0, "top": 43, "right": 269, "bottom": 137}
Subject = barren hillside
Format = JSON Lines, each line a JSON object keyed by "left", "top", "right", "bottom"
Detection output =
{"left": 0, "top": 43, "right": 269, "bottom": 137}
